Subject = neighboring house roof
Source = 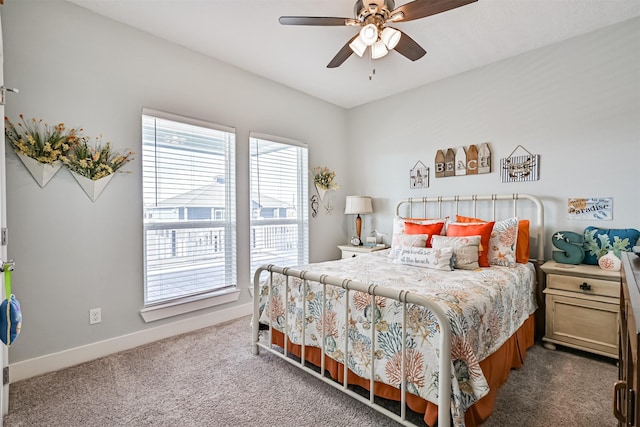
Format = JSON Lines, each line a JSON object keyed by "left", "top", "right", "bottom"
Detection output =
{"left": 153, "top": 181, "right": 292, "bottom": 210}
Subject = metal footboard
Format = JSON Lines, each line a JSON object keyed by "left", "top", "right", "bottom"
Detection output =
{"left": 252, "top": 265, "right": 452, "bottom": 427}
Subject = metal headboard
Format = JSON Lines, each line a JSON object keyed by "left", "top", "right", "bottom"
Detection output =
{"left": 395, "top": 193, "right": 545, "bottom": 263}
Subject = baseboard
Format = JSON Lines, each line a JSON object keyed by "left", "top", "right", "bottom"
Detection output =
{"left": 9, "top": 302, "right": 253, "bottom": 383}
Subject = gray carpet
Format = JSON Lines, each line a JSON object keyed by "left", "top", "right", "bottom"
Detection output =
{"left": 4, "top": 316, "right": 617, "bottom": 426}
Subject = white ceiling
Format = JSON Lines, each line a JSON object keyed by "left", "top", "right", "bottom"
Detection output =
{"left": 66, "top": 0, "right": 640, "bottom": 109}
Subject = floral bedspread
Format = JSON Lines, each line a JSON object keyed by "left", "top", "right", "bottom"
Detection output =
{"left": 257, "top": 250, "right": 537, "bottom": 426}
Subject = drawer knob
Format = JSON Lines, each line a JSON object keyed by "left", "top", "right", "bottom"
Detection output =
{"left": 352, "top": 254, "right": 356, "bottom": 258}
{"left": 579, "top": 282, "right": 592, "bottom": 291}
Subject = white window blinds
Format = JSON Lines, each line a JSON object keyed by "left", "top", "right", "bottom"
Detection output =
{"left": 142, "top": 109, "right": 236, "bottom": 306}
{"left": 249, "top": 133, "right": 309, "bottom": 276}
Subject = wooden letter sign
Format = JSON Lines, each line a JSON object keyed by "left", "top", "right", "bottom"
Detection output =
{"left": 434, "top": 143, "right": 491, "bottom": 178}
{"left": 434, "top": 150, "right": 445, "bottom": 178}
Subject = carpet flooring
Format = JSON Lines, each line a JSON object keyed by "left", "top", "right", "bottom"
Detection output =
{"left": 3, "top": 316, "right": 617, "bottom": 426}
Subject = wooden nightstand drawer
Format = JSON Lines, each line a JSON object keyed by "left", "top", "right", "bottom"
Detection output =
{"left": 545, "top": 292, "right": 618, "bottom": 357}
{"left": 338, "top": 245, "right": 388, "bottom": 259}
{"left": 547, "top": 273, "right": 618, "bottom": 298}
{"left": 541, "top": 260, "right": 621, "bottom": 359}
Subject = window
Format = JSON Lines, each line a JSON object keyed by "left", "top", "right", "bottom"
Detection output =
{"left": 249, "top": 133, "right": 308, "bottom": 277}
{"left": 142, "top": 109, "right": 237, "bottom": 318}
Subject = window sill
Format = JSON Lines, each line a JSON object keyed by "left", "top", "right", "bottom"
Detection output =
{"left": 140, "top": 288, "right": 241, "bottom": 323}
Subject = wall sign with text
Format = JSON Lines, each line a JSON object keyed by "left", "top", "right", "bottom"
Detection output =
{"left": 434, "top": 143, "right": 491, "bottom": 178}
{"left": 567, "top": 197, "right": 613, "bottom": 221}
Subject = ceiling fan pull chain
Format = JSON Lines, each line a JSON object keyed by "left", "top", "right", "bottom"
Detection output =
{"left": 368, "top": 51, "right": 375, "bottom": 80}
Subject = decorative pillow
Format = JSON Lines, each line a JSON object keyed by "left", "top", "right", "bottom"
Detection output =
{"left": 404, "top": 221, "right": 446, "bottom": 247}
{"left": 388, "top": 216, "right": 446, "bottom": 258}
{"left": 516, "top": 219, "right": 530, "bottom": 263}
{"left": 431, "top": 235, "right": 480, "bottom": 270}
{"left": 487, "top": 217, "right": 519, "bottom": 267}
{"left": 388, "top": 233, "right": 429, "bottom": 260}
{"left": 446, "top": 222, "right": 495, "bottom": 267}
{"left": 582, "top": 226, "right": 640, "bottom": 265}
{"left": 456, "top": 215, "right": 530, "bottom": 264}
{"left": 393, "top": 246, "right": 454, "bottom": 271}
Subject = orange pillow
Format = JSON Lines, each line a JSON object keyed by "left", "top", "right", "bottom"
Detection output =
{"left": 446, "top": 222, "right": 495, "bottom": 267}
{"left": 456, "top": 215, "right": 530, "bottom": 264}
{"left": 404, "top": 221, "right": 446, "bottom": 247}
{"left": 516, "top": 219, "right": 530, "bottom": 263}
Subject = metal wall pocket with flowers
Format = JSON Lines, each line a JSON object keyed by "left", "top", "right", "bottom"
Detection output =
{"left": 5, "top": 115, "right": 81, "bottom": 188}
{"left": 15, "top": 152, "right": 64, "bottom": 188}
{"left": 69, "top": 171, "right": 114, "bottom": 202}
{"left": 62, "top": 136, "right": 134, "bottom": 202}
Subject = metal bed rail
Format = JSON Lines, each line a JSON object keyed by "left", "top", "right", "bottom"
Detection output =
{"left": 252, "top": 264, "right": 453, "bottom": 427}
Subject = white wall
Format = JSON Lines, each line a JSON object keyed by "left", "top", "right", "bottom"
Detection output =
{"left": 1, "top": 0, "right": 349, "bottom": 366}
{"left": 346, "top": 17, "right": 640, "bottom": 259}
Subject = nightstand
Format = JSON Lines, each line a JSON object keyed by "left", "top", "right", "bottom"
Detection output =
{"left": 541, "top": 260, "right": 621, "bottom": 358}
{"left": 338, "top": 245, "right": 388, "bottom": 259}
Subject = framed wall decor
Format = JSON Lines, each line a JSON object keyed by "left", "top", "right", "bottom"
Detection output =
{"left": 410, "top": 160, "right": 429, "bottom": 189}
{"left": 500, "top": 145, "right": 540, "bottom": 183}
{"left": 567, "top": 197, "right": 613, "bottom": 220}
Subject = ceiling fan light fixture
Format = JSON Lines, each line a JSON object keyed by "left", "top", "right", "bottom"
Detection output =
{"left": 359, "top": 23, "right": 378, "bottom": 46}
{"left": 381, "top": 27, "right": 401, "bottom": 49}
{"left": 371, "top": 40, "right": 388, "bottom": 59}
{"left": 349, "top": 37, "right": 367, "bottom": 57}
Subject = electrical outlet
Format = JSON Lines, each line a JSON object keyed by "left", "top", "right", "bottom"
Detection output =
{"left": 89, "top": 308, "right": 101, "bottom": 325}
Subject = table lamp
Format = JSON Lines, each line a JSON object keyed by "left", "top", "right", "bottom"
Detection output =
{"left": 344, "top": 196, "right": 373, "bottom": 245}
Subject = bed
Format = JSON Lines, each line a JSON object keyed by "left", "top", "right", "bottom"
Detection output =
{"left": 252, "top": 193, "right": 545, "bottom": 427}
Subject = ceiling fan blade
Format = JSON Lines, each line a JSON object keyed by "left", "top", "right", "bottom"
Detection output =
{"left": 394, "top": 31, "right": 427, "bottom": 61}
{"left": 327, "top": 36, "right": 358, "bottom": 68}
{"left": 279, "top": 16, "right": 351, "bottom": 26}
{"left": 391, "top": 0, "right": 477, "bottom": 22}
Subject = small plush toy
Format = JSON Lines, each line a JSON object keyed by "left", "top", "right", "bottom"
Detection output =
{"left": 0, "top": 263, "right": 21, "bottom": 346}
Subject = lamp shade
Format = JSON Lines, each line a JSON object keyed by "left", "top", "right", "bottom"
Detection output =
{"left": 349, "top": 36, "right": 367, "bottom": 57}
{"left": 359, "top": 24, "right": 378, "bottom": 46}
{"left": 371, "top": 40, "right": 388, "bottom": 59}
{"left": 344, "top": 196, "right": 373, "bottom": 215}
{"left": 381, "top": 27, "right": 401, "bottom": 50}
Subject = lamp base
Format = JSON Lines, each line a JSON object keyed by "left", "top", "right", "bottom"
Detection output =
{"left": 355, "top": 214, "right": 363, "bottom": 245}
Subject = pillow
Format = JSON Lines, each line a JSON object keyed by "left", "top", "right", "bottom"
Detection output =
{"left": 388, "top": 216, "right": 446, "bottom": 258}
{"left": 456, "top": 215, "right": 530, "bottom": 264}
{"left": 431, "top": 235, "right": 480, "bottom": 270}
{"left": 516, "top": 219, "right": 530, "bottom": 263}
{"left": 388, "top": 233, "right": 429, "bottom": 260}
{"left": 393, "top": 246, "right": 454, "bottom": 271}
{"left": 446, "top": 222, "right": 495, "bottom": 267}
{"left": 582, "top": 226, "right": 640, "bottom": 265}
{"left": 487, "top": 217, "right": 519, "bottom": 267}
{"left": 404, "top": 221, "right": 446, "bottom": 247}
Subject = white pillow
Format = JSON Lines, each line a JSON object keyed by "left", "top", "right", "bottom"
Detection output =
{"left": 393, "top": 246, "right": 454, "bottom": 271}
{"left": 388, "top": 233, "right": 429, "bottom": 260}
{"left": 388, "top": 216, "right": 447, "bottom": 259}
{"left": 431, "top": 235, "right": 480, "bottom": 270}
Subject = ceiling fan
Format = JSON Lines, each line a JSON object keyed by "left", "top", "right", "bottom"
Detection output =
{"left": 279, "top": 0, "right": 478, "bottom": 68}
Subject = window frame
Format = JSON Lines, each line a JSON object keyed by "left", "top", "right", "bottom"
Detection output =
{"left": 249, "top": 132, "right": 309, "bottom": 282}
{"left": 140, "top": 108, "right": 239, "bottom": 322}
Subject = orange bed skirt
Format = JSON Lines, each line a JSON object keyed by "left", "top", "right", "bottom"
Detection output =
{"left": 269, "top": 314, "right": 535, "bottom": 427}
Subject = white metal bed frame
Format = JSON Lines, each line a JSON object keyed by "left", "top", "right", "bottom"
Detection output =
{"left": 252, "top": 193, "right": 545, "bottom": 427}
